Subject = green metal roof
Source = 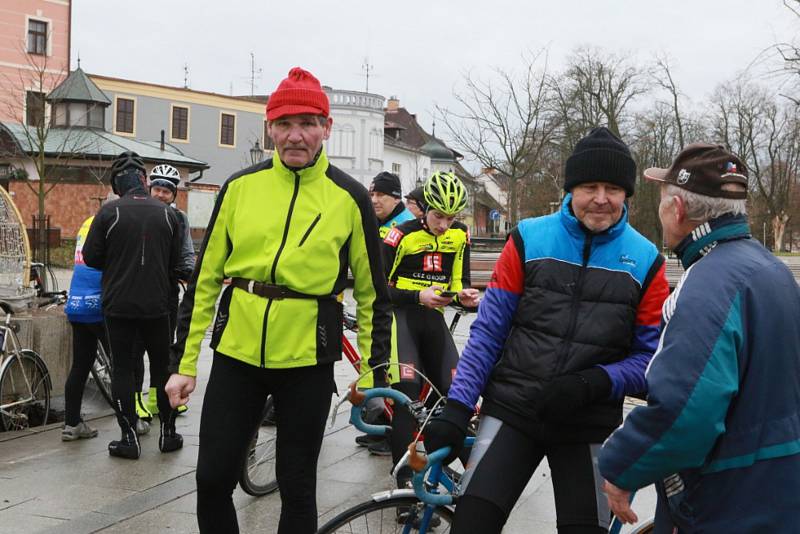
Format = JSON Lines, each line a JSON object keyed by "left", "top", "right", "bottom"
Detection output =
{"left": 47, "top": 68, "right": 111, "bottom": 105}
{"left": 0, "top": 122, "right": 208, "bottom": 170}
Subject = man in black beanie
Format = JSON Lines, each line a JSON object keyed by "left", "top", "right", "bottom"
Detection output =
{"left": 422, "top": 126, "right": 670, "bottom": 533}
{"left": 369, "top": 171, "right": 414, "bottom": 239}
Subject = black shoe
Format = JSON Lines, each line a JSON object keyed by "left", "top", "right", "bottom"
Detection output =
{"left": 108, "top": 426, "right": 140, "bottom": 460}
{"left": 367, "top": 438, "right": 392, "bottom": 456}
{"left": 159, "top": 422, "right": 183, "bottom": 453}
{"left": 355, "top": 433, "right": 384, "bottom": 447}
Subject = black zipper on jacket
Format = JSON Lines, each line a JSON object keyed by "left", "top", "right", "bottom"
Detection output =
{"left": 260, "top": 172, "right": 301, "bottom": 367}
{"left": 298, "top": 213, "right": 321, "bottom": 247}
{"left": 555, "top": 233, "right": 593, "bottom": 374}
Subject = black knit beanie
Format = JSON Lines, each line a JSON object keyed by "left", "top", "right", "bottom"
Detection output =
{"left": 564, "top": 127, "right": 636, "bottom": 197}
{"left": 370, "top": 171, "right": 402, "bottom": 198}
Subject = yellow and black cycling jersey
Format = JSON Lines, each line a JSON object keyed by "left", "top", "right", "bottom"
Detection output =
{"left": 382, "top": 218, "right": 471, "bottom": 307}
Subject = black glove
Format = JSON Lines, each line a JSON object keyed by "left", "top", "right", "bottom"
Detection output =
{"left": 536, "top": 367, "right": 612, "bottom": 423}
{"left": 422, "top": 400, "right": 472, "bottom": 465}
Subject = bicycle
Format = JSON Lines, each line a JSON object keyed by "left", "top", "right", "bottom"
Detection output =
{"left": 239, "top": 395, "right": 278, "bottom": 496}
{"left": 318, "top": 385, "right": 473, "bottom": 533}
{"left": 0, "top": 293, "right": 65, "bottom": 431}
{"left": 238, "top": 303, "right": 478, "bottom": 499}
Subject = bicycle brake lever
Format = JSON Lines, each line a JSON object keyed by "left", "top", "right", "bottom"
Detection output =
{"left": 391, "top": 449, "right": 412, "bottom": 478}
{"left": 329, "top": 388, "right": 352, "bottom": 428}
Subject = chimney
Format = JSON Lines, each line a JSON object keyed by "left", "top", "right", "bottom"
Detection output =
{"left": 386, "top": 96, "right": 399, "bottom": 111}
{"left": 160, "top": 129, "right": 165, "bottom": 151}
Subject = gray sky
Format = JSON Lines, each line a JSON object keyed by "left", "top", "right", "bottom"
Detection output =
{"left": 73, "top": 0, "right": 797, "bottom": 135}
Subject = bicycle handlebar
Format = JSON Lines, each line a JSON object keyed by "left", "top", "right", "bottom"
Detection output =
{"left": 411, "top": 446, "right": 454, "bottom": 506}
{"left": 348, "top": 385, "right": 410, "bottom": 437}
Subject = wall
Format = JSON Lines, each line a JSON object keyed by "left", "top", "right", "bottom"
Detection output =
{"left": 383, "top": 144, "right": 431, "bottom": 196}
{"left": 9, "top": 180, "right": 188, "bottom": 238}
{"left": 326, "top": 89, "right": 385, "bottom": 187}
{"left": 92, "top": 77, "right": 266, "bottom": 185}
{"left": 0, "top": 0, "right": 70, "bottom": 123}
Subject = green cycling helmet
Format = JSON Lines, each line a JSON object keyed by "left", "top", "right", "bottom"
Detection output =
{"left": 423, "top": 171, "right": 467, "bottom": 216}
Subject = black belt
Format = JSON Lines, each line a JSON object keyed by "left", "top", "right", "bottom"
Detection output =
{"left": 230, "top": 278, "right": 334, "bottom": 301}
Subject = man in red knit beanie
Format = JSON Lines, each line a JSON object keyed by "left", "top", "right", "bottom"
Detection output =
{"left": 167, "top": 67, "right": 393, "bottom": 534}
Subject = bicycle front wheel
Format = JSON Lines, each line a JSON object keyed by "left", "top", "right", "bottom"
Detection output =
{"left": 88, "top": 342, "right": 113, "bottom": 410}
{"left": 318, "top": 495, "right": 455, "bottom": 533}
{"left": 0, "top": 350, "right": 51, "bottom": 431}
{"left": 238, "top": 396, "right": 278, "bottom": 496}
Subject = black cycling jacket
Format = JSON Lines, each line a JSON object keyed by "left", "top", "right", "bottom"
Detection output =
{"left": 83, "top": 188, "right": 181, "bottom": 318}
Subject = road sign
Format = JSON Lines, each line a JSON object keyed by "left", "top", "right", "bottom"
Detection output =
{"left": 489, "top": 209, "right": 500, "bottom": 221}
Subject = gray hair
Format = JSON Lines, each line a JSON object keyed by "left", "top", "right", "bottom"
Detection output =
{"left": 664, "top": 184, "right": 747, "bottom": 222}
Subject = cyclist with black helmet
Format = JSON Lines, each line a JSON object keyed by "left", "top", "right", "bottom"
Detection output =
{"left": 83, "top": 151, "right": 183, "bottom": 460}
{"left": 381, "top": 171, "right": 480, "bottom": 489}
{"left": 133, "top": 164, "right": 194, "bottom": 425}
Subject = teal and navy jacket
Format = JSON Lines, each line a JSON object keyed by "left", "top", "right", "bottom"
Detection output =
{"left": 599, "top": 214, "right": 800, "bottom": 532}
{"left": 448, "top": 195, "right": 668, "bottom": 441}
{"left": 378, "top": 202, "right": 415, "bottom": 239}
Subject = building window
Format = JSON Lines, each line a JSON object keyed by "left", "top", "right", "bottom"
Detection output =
{"left": 263, "top": 121, "right": 275, "bottom": 150}
{"left": 171, "top": 106, "right": 189, "bottom": 140}
{"left": 27, "top": 20, "right": 47, "bottom": 55}
{"left": 392, "top": 163, "right": 401, "bottom": 175}
{"left": 116, "top": 98, "right": 135, "bottom": 134}
{"left": 328, "top": 124, "right": 355, "bottom": 157}
{"left": 25, "top": 91, "right": 46, "bottom": 127}
{"left": 220, "top": 113, "right": 235, "bottom": 146}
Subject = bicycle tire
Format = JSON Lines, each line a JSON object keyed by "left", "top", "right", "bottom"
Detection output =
{"left": 88, "top": 342, "right": 114, "bottom": 410}
{"left": 238, "top": 397, "right": 278, "bottom": 496}
{"left": 0, "top": 350, "right": 51, "bottom": 431}
{"left": 318, "top": 495, "right": 455, "bottom": 533}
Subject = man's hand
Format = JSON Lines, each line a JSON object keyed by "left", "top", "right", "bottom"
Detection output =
{"left": 458, "top": 288, "right": 480, "bottom": 308}
{"left": 604, "top": 480, "right": 637, "bottom": 524}
{"left": 165, "top": 373, "right": 196, "bottom": 408}
{"left": 418, "top": 285, "right": 453, "bottom": 309}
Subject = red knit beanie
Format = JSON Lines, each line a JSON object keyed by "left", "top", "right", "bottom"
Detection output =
{"left": 266, "top": 67, "right": 330, "bottom": 121}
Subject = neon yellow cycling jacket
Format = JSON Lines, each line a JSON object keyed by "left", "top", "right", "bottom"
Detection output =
{"left": 170, "top": 150, "right": 392, "bottom": 386}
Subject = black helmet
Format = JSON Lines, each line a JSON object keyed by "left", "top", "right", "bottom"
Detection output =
{"left": 110, "top": 151, "right": 145, "bottom": 178}
{"left": 110, "top": 151, "right": 146, "bottom": 195}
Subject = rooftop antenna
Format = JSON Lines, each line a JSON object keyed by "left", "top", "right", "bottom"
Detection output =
{"left": 183, "top": 63, "right": 189, "bottom": 89}
{"left": 362, "top": 57, "right": 373, "bottom": 93}
{"left": 76, "top": 53, "right": 81, "bottom": 69}
{"left": 249, "top": 52, "right": 263, "bottom": 96}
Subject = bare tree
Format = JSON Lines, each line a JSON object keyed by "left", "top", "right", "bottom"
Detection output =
{"left": 436, "top": 51, "right": 559, "bottom": 225}
{"left": 551, "top": 47, "right": 649, "bottom": 144}
{"left": 653, "top": 55, "right": 686, "bottom": 148}
{"left": 710, "top": 79, "right": 800, "bottom": 250}
{"left": 0, "top": 39, "right": 94, "bottom": 222}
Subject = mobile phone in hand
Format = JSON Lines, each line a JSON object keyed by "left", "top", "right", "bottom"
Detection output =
{"left": 438, "top": 290, "right": 457, "bottom": 298}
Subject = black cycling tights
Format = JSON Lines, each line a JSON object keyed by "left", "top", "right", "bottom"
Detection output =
{"left": 64, "top": 322, "right": 107, "bottom": 427}
{"left": 105, "top": 316, "right": 174, "bottom": 431}
{"left": 195, "top": 353, "right": 334, "bottom": 534}
{"left": 390, "top": 305, "right": 460, "bottom": 472}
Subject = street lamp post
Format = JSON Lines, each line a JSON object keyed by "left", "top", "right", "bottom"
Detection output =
{"left": 249, "top": 139, "right": 264, "bottom": 165}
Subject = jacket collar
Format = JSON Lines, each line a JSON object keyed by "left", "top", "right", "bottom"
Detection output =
{"left": 380, "top": 202, "right": 408, "bottom": 226}
{"left": 673, "top": 213, "right": 751, "bottom": 269}
{"left": 272, "top": 148, "right": 329, "bottom": 182}
{"left": 559, "top": 193, "right": 628, "bottom": 243}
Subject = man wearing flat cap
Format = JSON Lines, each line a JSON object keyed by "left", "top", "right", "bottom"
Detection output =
{"left": 600, "top": 143, "right": 800, "bottom": 532}
{"left": 166, "top": 67, "right": 392, "bottom": 534}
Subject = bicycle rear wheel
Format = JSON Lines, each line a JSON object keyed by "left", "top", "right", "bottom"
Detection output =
{"left": 238, "top": 396, "right": 278, "bottom": 496}
{"left": 0, "top": 350, "right": 51, "bottom": 431}
{"left": 88, "top": 342, "right": 113, "bottom": 410}
{"left": 318, "top": 495, "right": 454, "bottom": 533}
